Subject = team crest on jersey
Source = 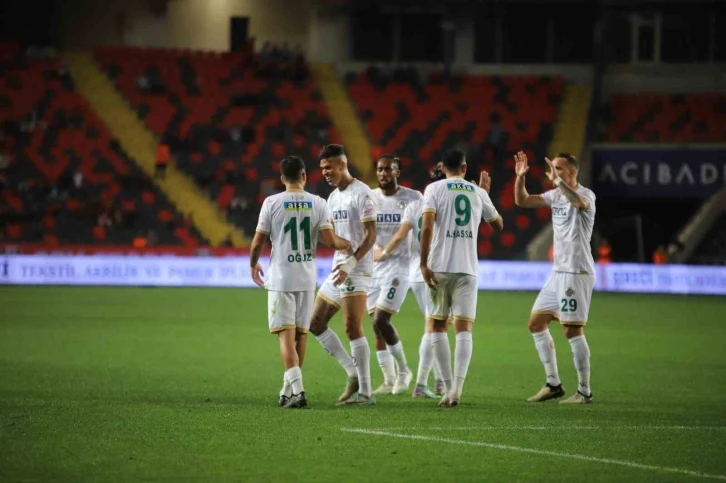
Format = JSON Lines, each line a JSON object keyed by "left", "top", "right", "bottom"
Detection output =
{"left": 284, "top": 201, "right": 313, "bottom": 211}
{"left": 446, "top": 181, "right": 474, "bottom": 192}
{"left": 392, "top": 278, "right": 400, "bottom": 287}
{"left": 345, "top": 277, "right": 353, "bottom": 286}
{"left": 397, "top": 200, "right": 407, "bottom": 209}
{"left": 565, "top": 287, "right": 574, "bottom": 297}
{"left": 333, "top": 210, "right": 349, "bottom": 221}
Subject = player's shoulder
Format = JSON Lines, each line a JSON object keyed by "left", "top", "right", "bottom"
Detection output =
{"left": 424, "top": 179, "right": 448, "bottom": 193}
{"left": 400, "top": 186, "right": 424, "bottom": 200}
{"left": 354, "top": 179, "right": 375, "bottom": 195}
{"left": 577, "top": 185, "right": 596, "bottom": 199}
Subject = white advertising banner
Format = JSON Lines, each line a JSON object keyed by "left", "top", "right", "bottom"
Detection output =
{"left": 1, "top": 255, "right": 725, "bottom": 295}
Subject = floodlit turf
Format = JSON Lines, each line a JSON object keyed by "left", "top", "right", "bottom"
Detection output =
{"left": 1, "top": 287, "right": 725, "bottom": 482}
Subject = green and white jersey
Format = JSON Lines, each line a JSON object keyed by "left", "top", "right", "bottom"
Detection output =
{"left": 371, "top": 186, "right": 423, "bottom": 280}
{"left": 402, "top": 199, "right": 424, "bottom": 283}
{"left": 328, "top": 179, "right": 377, "bottom": 277}
{"left": 256, "top": 190, "right": 332, "bottom": 291}
{"left": 422, "top": 177, "right": 499, "bottom": 277}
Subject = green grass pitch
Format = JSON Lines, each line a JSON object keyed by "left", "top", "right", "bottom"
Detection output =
{"left": 1, "top": 286, "right": 725, "bottom": 482}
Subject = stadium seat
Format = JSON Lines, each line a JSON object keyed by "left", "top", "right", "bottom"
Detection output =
{"left": 94, "top": 46, "right": 342, "bottom": 236}
{"left": 346, "top": 69, "right": 563, "bottom": 258}
{"left": 600, "top": 93, "right": 726, "bottom": 143}
{"left": 0, "top": 51, "right": 207, "bottom": 246}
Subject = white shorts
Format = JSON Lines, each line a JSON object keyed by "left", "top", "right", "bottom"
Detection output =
{"left": 425, "top": 273, "right": 478, "bottom": 322}
{"left": 410, "top": 281, "right": 428, "bottom": 316}
{"left": 367, "top": 274, "right": 410, "bottom": 314}
{"left": 317, "top": 272, "right": 372, "bottom": 308}
{"left": 532, "top": 272, "right": 595, "bottom": 325}
{"left": 268, "top": 290, "right": 315, "bottom": 333}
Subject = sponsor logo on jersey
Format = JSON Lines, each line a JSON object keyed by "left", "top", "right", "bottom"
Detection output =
{"left": 446, "top": 181, "right": 474, "bottom": 192}
{"left": 362, "top": 196, "right": 375, "bottom": 218}
{"left": 376, "top": 213, "right": 402, "bottom": 224}
{"left": 333, "top": 210, "right": 349, "bottom": 220}
{"left": 284, "top": 201, "right": 313, "bottom": 211}
{"left": 552, "top": 206, "right": 569, "bottom": 217}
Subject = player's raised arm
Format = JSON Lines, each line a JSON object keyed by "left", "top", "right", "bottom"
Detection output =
{"left": 544, "top": 156, "right": 591, "bottom": 210}
{"left": 478, "top": 170, "right": 504, "bottom": 232}
{"left": 514, "top": 151, "right": 549, "bottom": 209}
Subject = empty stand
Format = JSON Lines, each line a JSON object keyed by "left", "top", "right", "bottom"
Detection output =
{"left": 0, "top": 46, "right": 206, "bottom": 246}
{"left": 345, "top": 68, "right": 563, "bottom": 258}
{"left": 690, "top": 213, "right": 726, "bottom": 265}
{"left": 95, "top": 46, "right": 341, "bottom": 235}
{"left": 601, "top": 93, "right": 726, "bottom": 143}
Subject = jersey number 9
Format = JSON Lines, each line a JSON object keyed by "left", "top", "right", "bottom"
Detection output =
{"left": 454, "top": 195, "right": 471, "bottom": 226}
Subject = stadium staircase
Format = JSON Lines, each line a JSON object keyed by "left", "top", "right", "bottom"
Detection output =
{"left": 309, "top": 62, "right": 375, "bottom": 184}
{"left": 526, "top": 83, "right": 592, "bottom": 261}
{"left": 61, "top": 52, "right": 247, "bottom": 247}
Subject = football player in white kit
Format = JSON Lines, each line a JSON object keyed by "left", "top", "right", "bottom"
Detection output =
{"left": 420, "top": 148, "right": 503, "bottom": 407}
{"left": 309, "top": 144, "right": 378, "bottom": 406}
{"left": 375, "top": 163, "right": 448, "bottom": 398}
{"left": 514, "top": 151, "right": 596, "bottom": 404}
{"left": 367, "top": 155, "right": 423, "bottom": 396}
{"left": 250, "top": 156, "right": 352, "bottom": 408}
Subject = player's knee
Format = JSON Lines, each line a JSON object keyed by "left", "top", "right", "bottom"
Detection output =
{"left": 528, "top": 316, "right": 549, "bottom": 333}
{"left": 373, "top": 312, "right": 393, "bottom": 332}
{"left": 431, "top": 318, "right": 448, "bottom": 332}
{"left": 309, "top": 313, "right": 327, "bottom": 336}
{"left": 563, "top": 324, "right": 584, "bottom": 339}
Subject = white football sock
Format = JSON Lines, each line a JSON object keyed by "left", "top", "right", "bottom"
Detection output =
{"left": 569, "top": 335, "right": 591, "bottom": 396}
{"left": 532, "top": 329, "right": 561, "bottom": 386}
{"left": 350, "top": 337, "right": 372, "bottom": 397}
{"left": 433, "top": 358, "right": 443, "bottom": 383}
{"left": 453, "top": 331, "right": 473, "bottom": 396}
{"left": 416, "top": 333, "right": 434, "bottom": 386}
{"left": 316, "top": 329, "right": 357, "bottom": 377}
{"left": 285, "top": 366, "right": 304, "bottom": 395}
{"left": 430, "top": 332, "right": 452, "bottom": 392}
{"left": 387, "top": 341, "right": 409, "bottom": 375}
{"left": 376, "top": 350, "right": 396, "bottom": 385}
{"left": 280, "top": 372, "right": 292, "bottom": 397}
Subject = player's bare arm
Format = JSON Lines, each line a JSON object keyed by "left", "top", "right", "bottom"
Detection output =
{"left": 319, "top": 228, "right": 352, "bottom": 252}
{"left": 419, "top": 211, "right": 437, "bottom": 288}
{"left": 332, "top": 220, "right": 376, "bottom": 286}
{"left": 374, "top": 222, "right": 412, "bottom": 261}
{"left": 249, "top": 230, "right": 267, "bottom": 287}
{"left": 544, "top": 157, "right": 590, "bottom": 210}
{"left": 514, "top": 151, "right": 548, "bottom": 209}
{"left": 479, "top": 169, "right": 505, "bottom": 232}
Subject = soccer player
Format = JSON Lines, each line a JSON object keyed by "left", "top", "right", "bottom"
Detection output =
{"left": 367, "top": 155, "right": 423, "bottom": 396}
{"left": 250, "top": 156, "right": 352, "bottom": 409}
{"left": 309, "top": 144, "right": 378, "bottom": 406}
{"left": 420, "top": 149, "right": 504, "bottom": 407}
{"left": 513, "top": 151, "right": 596, "bottom": 404}
{"left": 375, "top": 163, "right": 447, "bottom": 398}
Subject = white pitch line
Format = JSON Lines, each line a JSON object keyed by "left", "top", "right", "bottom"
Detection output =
{"left": 355, "top": 425, "right": 726, "bottom": 431}
{"left": 342, "top": 428, "right": 726, "bottom": 481}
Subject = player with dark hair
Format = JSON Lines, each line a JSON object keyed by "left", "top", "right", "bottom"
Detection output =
{"left": 308, "top": 144, "right": 379, "bottom": 406}
{"left": 374, "top": 162, "right": 448, "bottom": 397}
{"left": 250, "top": 155, "right": 352, "bottom": 408}
{"left": 366, "top": 155, "right": 423, "bottom": 396}
{"left": 420, "top": 148, "right": 504, "bottom": 407}
{"left": 514, "top": 151, "right": 596, "bottom": 404}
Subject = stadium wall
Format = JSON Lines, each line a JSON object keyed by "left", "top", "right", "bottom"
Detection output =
{"left": 1, "top": 255, "right": 724, "bottom": 296}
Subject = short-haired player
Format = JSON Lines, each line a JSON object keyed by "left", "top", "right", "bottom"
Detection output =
{"left": 250, "top": 156, "right": 352, "bottom": 408}
{"left": 514, "top": 151, "right": 596, "bottom": 404}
